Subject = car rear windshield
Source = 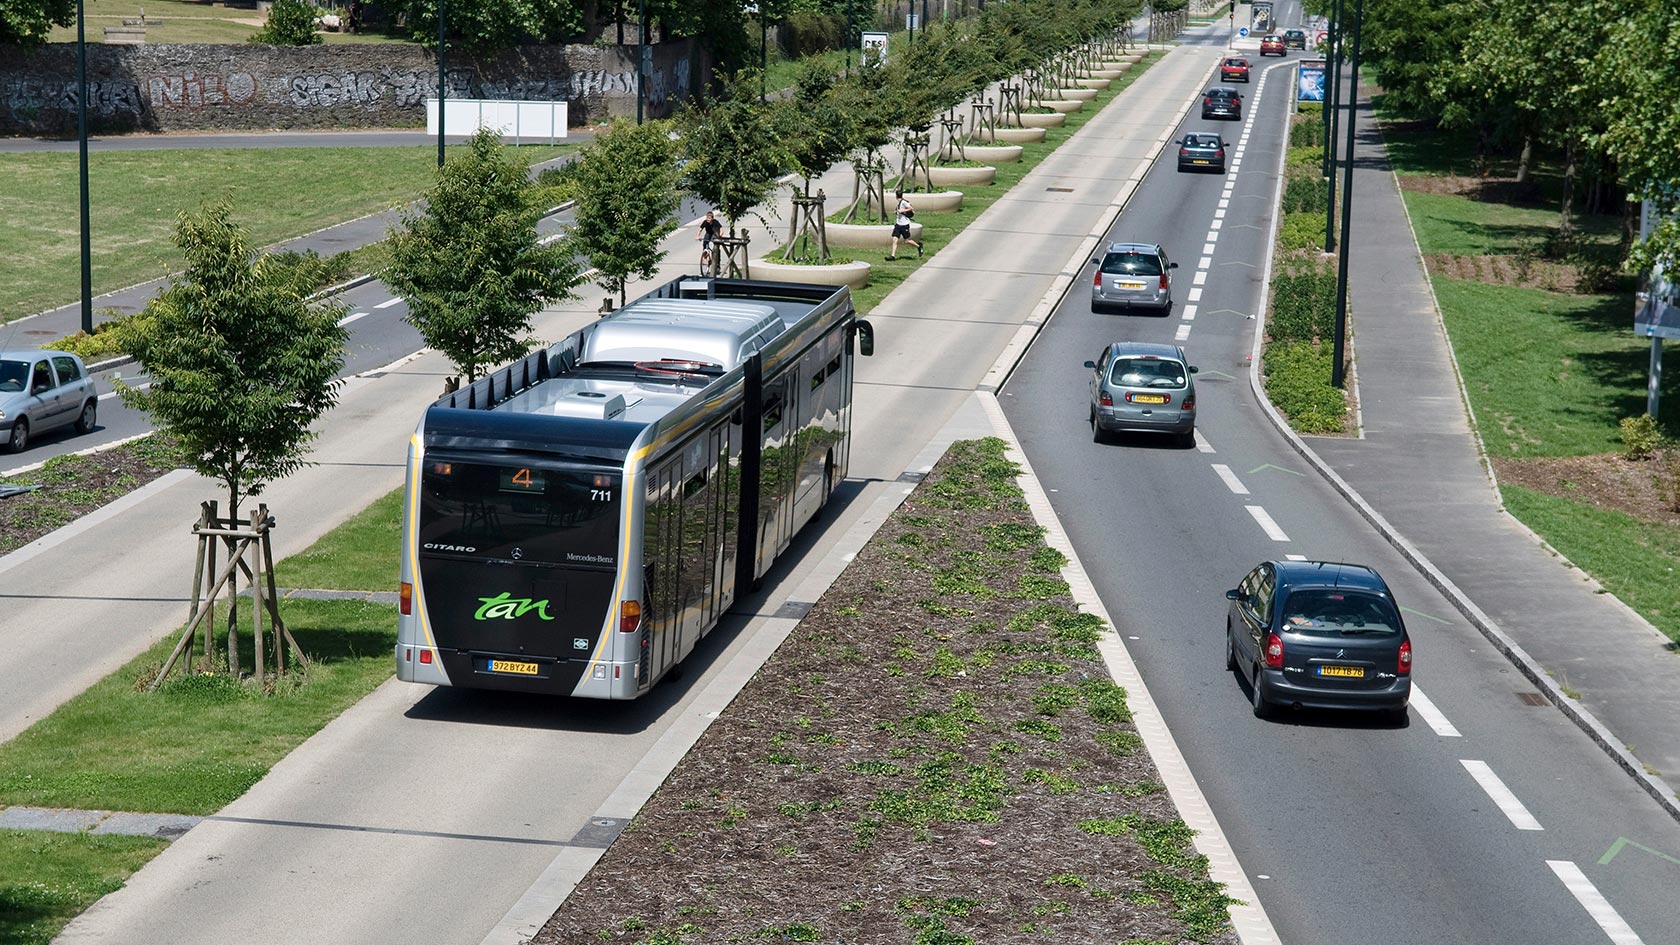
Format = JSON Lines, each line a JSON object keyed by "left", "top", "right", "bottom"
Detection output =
{"left": 0, "top": 360, "right": 26, "bottom": 393}
{"left": 1279, "top": 590, "right": 1402, "bottom": 636}
{"left": 1109, "top": 357, "right": 1187, "bottom": 389}
{"left": 1101, "top": 252, "right": 1162, "bottom": 275}
{"left": 1185, "top": 135, "right": 1220, "bottom": 148}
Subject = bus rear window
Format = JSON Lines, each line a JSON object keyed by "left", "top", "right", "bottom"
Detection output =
{"left": 419, "top": 459, "right": 622, "bottom": 566}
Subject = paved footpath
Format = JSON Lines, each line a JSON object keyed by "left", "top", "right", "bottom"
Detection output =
{"left": 22, "top": 44, "right": 1226, "bottom": 945}
{"left": 1304, "top": 86, "right": 1680, "bottom": 805}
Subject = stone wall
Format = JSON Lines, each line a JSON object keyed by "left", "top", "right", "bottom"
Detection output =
{"left": 0, "top": 40, "right": 701, "bottom": 136}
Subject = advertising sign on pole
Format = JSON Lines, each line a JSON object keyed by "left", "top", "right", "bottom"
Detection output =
{"left": 1297, "top": 59, "right": 1327, "bottom": 103}
{"left": 861, "top": 30, "right": 889, "bottom": 65}
{"left": 1636, "top": 200, "right": 1680, "bottom": 341}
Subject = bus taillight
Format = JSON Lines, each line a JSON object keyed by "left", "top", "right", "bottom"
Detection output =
{"left": 619, "top": 600, "right": 643, "bottom": 633}
{"left": 400, "top": 582, "right": 412, "bottom": 615}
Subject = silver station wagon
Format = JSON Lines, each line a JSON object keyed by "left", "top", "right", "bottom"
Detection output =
{"left": 0, "top": 349, "right": 99, "bottom": 453}
{"left": 1086, "top": 341, "right": 1198, "bottom": 446}
{"left": 1090, "top": 242, "right": 1177, "bottom": 313}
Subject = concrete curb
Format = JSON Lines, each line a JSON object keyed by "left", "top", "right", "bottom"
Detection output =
{"left": 1244, "top": 79, "right": 1680, "bottom": 825}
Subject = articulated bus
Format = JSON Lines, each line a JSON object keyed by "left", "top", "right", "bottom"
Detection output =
{"left": 396, "top": 276, "right": 874, "bottom": 699}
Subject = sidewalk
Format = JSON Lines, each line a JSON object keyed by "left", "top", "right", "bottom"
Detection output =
{"left": 1300, "top": 87, "right": 1680, "bottom": 806}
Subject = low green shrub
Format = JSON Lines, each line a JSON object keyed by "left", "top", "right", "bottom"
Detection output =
{"left": 1269, "top": 265, "right": 1336, "bottom": 342}
{"left": 535, "top": 161, "right": 583, "bottom": 205}
{"left": 1263, "top": 340, "right": 1347, "bottom": 433}
{"left": 782, "top": 12, "right": 846, "bottom": 57}
{"left": 45, "top": 310, "right": 157, "bottom": 363}
{"left": 1297, "top": 101, "right": 1322, "bottom": 114}
{"left": 1289, "top": 115, "right": 1324, "bottom": 148}
{"left": 1620, "top": 414, "right": 1662, "bottom": 461}
{"left": 1287, "top": 145, "right": 1324, "bottom": 170}
{"left": 1281, "top": 171, "right": 1327, "bottom": 214}
{"left": 1277, "top": 212, "right": 1326, "bottom": 253}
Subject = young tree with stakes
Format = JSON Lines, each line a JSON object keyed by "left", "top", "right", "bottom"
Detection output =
{"left": 569, "top": 119, "right": 682, "bottom": 305}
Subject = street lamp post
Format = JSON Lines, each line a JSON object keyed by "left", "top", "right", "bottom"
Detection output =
{"left": 77, "top": 0, "right": 93, "bottom": 335}
{"left": 436, "top": 0, "right": 446, "bottom": 167}
{"left": 1323, "top": 0, "right": 1344, "bottom": 252}
{"left": 636, "top": 0, "right": 646, "bottom": 124}
{"left": 1330, "top": 0, "right": 1365, "bottom": 390}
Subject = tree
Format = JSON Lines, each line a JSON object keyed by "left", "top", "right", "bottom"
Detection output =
{"left": 677, "top": 71, "right": 791, "bottom": 236}
{"left": 1599, "top": 1, "right": 1680, "bottom": 275}
{"left": 394, "top": 0, "right": 583, "bottom": 50}
{"left": 386, "top": 129, "right": 582, "bottom": 385}
{"left": 569, "top": 119, "right": 682, "bottom": 305}
{"left": 1, "top": 0, "right": 72, "bottom": 46}
{"left": 118, "top": 200, "right": 349, "bottom": 523}
{"left": 777, "top": 60, "right": 854, "bottom": 195}
{"left": 250, "top": 0, "right": 322, "bottom": 46}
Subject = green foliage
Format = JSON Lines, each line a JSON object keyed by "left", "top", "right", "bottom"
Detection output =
{"left": 1278, "top": 211, "right": 1326, "bottom": 253}
{"left": 678, "top": 71, "right": 791, "bottom": 234}
{"left": 117, "top": 199, "right": 348, "bottom": 519}
{"left": 1281, "top": 172, "right": 1327, "bottom": 214}
{"left": 1263, "top": 340, "right": 1347, "bottom": 434}
{"left": 250, "top": 0, "right": 321, "bottom": 45}
{"left": 0, "top": 830, "right": 167, "bottom": 945}
{"left": 1269, "top": 266, "right": 1336, "bottom": 342}
{"left": 1291, "top": 115, "right": 1325, "bottom": 148}
{"left": 777, "top": 59, "right": 855, "bottom": 191}
{"left": 569, "top": 120, "right": 681, "bottom": 304}
{"left": 1620, "top": 414, "right": 1662, "bottom": 461}
{"left": 393, "top": 0, "right": 582, "bottom": 51}
{"left": 386, "top": 129, "right": 580, "bottom": 383}
{"left": 1, "top": 0, "right": 72, "bottom": 46}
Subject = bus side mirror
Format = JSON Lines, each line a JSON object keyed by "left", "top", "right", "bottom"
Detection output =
{"left": 853, "top": 319, "right": 875, "bottom": 357}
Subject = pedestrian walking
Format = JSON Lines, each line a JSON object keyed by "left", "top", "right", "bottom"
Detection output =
{"left": 887, "top": 190, "right": 923, "bottom": 261}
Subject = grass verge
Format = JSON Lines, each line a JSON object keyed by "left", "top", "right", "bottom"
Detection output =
{"left": 534, "top": 438, "right": 1238, "bottom": 943}
{"left": 44, "top": 0, "right": 415, "bottom": 44}
{"left": 0, "top": 830, "right": 168, "bottom": 945}
{"left": 0, "top": 434, "right": 185, "bottom": 557}
{"left": 1, "top": 144, "right": 571, "bottom": 323}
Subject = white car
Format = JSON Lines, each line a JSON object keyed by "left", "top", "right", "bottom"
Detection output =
{"left": 0, "top": 349, "right": 98, "bottom": 453}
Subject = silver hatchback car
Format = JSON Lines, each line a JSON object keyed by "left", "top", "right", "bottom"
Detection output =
{"left": 0, "top": 349, "right": 99, "bottom": 453}
{"left": 1090, "top": 242, "right": 1177, "bottom": 313}
{"left": 1086, "top": 341, "right": 1198, "bottom": 446}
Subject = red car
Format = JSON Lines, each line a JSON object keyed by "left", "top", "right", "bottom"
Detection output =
{"left": 1220, "top": 57, "right": 1251, "bottom": 82}
{"left": 1259, "top": 34, "right": 1286, "bottom": 56}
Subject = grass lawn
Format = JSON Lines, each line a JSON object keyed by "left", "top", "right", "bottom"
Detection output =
{"left": 1401, "top": 191, "right": 1620, "bottom": 258}
{"left": 0, "top": 144, "right": 571, "bottom": 323}
{"left": 44, "top": 0, "right": 416, "bottom": 45}
{"left": 274, "top": 488, "right": 402, "bottom": 592}
{"left": 1501, "top": 485, "right": 1680, "bottom": 643}
{"left": 0, "top": 830, "right": 168, "bottom": 945}
{"left": 1430, "top": 276, "right": 1678, "bottom": 456}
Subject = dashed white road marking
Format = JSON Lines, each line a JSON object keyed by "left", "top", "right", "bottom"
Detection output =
{"left": 1192, "top": 270, "right": 1208, "bottom": 286}
{"left": 1284, "top": 553, "right": 1307, "bottom": 561}
{"left": 1187, "top": 287, "right": 1203, "bottom": 301}
{"left": 1181, "top": 304, "right": 1197, "bottom": 321}
{"left": 1407, "top": 686, "right": 1462, "bottom": 737}
{"left": 338, "top": 311, "right": 369, "bottom": 327}
{"left": 374, "top": 297, "right": 404, "bottom": 309}
{"left": 1547, "top": 861, "right": 1646, "bottom": 945}
{"left": 1211, "top": 219, "right": 1223, "bottom": 231}
{"left": 1174, "top": 324, "right": 1191, "bottom": 341}
{"left": 1460, "top": 760, "right": 1543, "bottom": 831}
{"left": 1245, "top": 505, "right": 1290, "bottom": 542}
{"left": 1211, "top": 464, "right": 1249, "bottom": 495}
{"left": 1215, "top": 207, "right": 1227, "bottom": 218}
{"left": 1193, "top": 429, "right": 1215, "bottom": 453}
{"left": 1202, "top": 242, "right": 1216, "bottom": 255}
{"left": 1197, "top": 256, "right": 1213, "bottom": 270}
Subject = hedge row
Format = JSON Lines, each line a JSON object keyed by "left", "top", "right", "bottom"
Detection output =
{"left": 1262, "top": 339, "right": 1348, "bottom": 434}
{"left": 1270, "top": 263, "right": 1336, "bottom": 341}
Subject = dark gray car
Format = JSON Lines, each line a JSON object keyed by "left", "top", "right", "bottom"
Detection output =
{"left": 0, "top": 350, "right": 98, "bottom": 453}
{"left": 1090, "top": 242, "right": 1177, "bottom": 313}
{"left": 1086, "top": 341, "right": 1198, "bottom": 446}
{"left": 1226, "top": 560, "right": 1413, "bottom": 721}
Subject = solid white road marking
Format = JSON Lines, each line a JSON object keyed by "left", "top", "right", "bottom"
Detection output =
{"left": 1407, "top": 686, "right": 1462, "bottom": 737}
{"left": 1212, "top": 464, "right": 1250, "bottom": 495}
{"left": 1193, "top": 429, "right": 1215, "bottom": 453}
{"left": 1245, "top": 505, "right": 1291, "bottom": 542}
{"left": 1182, "top": 304, "right": 1197, "bottom": 321}
{"left": 1460, "top": 760, "right": 1543, "bottom": 830}
{"left": 1174, "top": 324, "right": 1191, "bottom": 341}
{"left": 1547, "top": 861, "right": 1646, "bottom": 945}
{"left": 338, "top": 311, "right": 369, "bottom": 327}
{"left": 374, "top": 297, "right": 404, "bottom": 309}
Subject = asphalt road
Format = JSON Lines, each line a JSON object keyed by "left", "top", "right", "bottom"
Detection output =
{"left": 999, "top": 26, "right": 1680, "bottom": 945}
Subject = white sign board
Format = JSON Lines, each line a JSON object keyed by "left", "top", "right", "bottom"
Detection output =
{"left": 906, "top": 13, "right": 920, "bottom": 29}
{"left": 861, "top": 31, "right": 889, "bottom": 65}
{"left": 426, "top": 98, "right": 569, "bottom": 145}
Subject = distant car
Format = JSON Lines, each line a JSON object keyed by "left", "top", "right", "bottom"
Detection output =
{"left": 1201, "top": 87, "right": 1243, "bottom": 120}
{"left": 1086, "top": 342, "right": 1198, "bottom": 446}
{"left": 1090, "top": 242, "right": 1177, "bottom": 314}
{"left": 0, "top": 349, "right": 98, "bottom": 453}
{"left": 1259, "top": 33, "right": 1286, "bottom": 56}
{"left": 1226, "top": 560, "right": 1413, "bottom": 721}
{"left": 1283, "top": 28, "right": 1308, "bottom": 48}
{"left": 1220, "top": 57, "right": 1251, "bottom": 82}
{"left": 1176, "top": 132, "right": 1227, "bottom": 172}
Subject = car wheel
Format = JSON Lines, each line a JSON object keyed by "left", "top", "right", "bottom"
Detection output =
{"left": 1178, "top": 428, "right": 1196, "bottom": 449}
{"left": 1225, "top": 625, "right": 1238, "bottom": 671}
{"left": 75, "top": 399, "right": 97, "bottom": 435}
{"left": 6, "top": 418, "right": 27, "bottom": 454}
{"left": 1250, "top": 667, "right": 1273, "bottom": 719}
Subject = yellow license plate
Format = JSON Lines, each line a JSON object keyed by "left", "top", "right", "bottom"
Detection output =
{"left": 1119, "top": 281, "right": 1146, "bottom": 289}
{"left": 1318, "top": 664, "right": 1364, "bottom": 678}
{"left": 1193, "top": 159, "right": 1209, "bottom": 164}
{"left": 489, "top": 659, "right": 539, "bottom": 675}
{"left": 1132, "top": 393, "right": 1168, "bottom": 404}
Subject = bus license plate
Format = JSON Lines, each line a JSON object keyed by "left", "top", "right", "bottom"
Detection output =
{"left": 488, "top": 659, "right": 539, "bottom": 675}
{"left": 1317, "top": 664, "right": 1364, "bottom": 678}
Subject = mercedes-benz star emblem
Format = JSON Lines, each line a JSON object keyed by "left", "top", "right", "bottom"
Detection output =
{"left": 512, "top": 547, "right": 524, "bottom": 560}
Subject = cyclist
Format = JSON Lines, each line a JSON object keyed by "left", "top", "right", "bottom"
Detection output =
{"left": 696, "top": 211, "right": 724, "bottom": 274}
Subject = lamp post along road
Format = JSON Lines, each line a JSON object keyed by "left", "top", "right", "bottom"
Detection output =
{"left": 1323, "top": 0, "right": 1344, "bottom": 252}
{"left": 1331, "top": 0, "right": 1364, "bottom": 390}
{"left": 436, "top": 0, "right": 446, "bottom": 167}
{"left": 77, "top": 0, "right": 93, "bottom": 335}
{"left": 636, "top": 0, "right": 646, "bottom": 124}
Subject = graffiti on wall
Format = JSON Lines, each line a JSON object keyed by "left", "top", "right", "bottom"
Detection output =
{"left": 1, "top": 76, "right": 146, "bottom": 120}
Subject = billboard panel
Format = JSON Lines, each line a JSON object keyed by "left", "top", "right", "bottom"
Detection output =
{"left": 1636, "top": 200, "right": 1680, "bottom": 340}
{"left": 1297, "top": 60, "right": 1327, "bottom": 103}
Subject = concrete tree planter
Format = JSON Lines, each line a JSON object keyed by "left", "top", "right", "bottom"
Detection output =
{"left": 910, "top": 165, "right": 997, "bottom": 187}
{"left": 1121, "top": 52, "right": 1146, "bottom": 63}
{"left": 1102, "top": 61, "right": 1135, "bottom": 72}
{"left": 991, "top": 126, "right": 1048, "bottom": 144}
{"left": 907, "top": 190, "right": 965, "bottom": 212}
{"left": 1075, "top": 77, "right": 1112, "bottom": 90}
{"left": 1008, "top": 112, "right": 1068, "bottom": 129}
{"left": 1032, "top": 99, "right": 1085, "bottom": 114}
{"left": 1090, "top": 68, "right": 1125, "bottom": 79}
{"left": 751, "top": 258, "right": 871, "bottom": 289}
{"left": 824, "top": 220, "right": 924, "bottom": 249}
{"left": 1056, "top": 87, "right": 1099, "bottom": 101}
{"left": 958, "top": 144, "right": 1024, "bottom": 164}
